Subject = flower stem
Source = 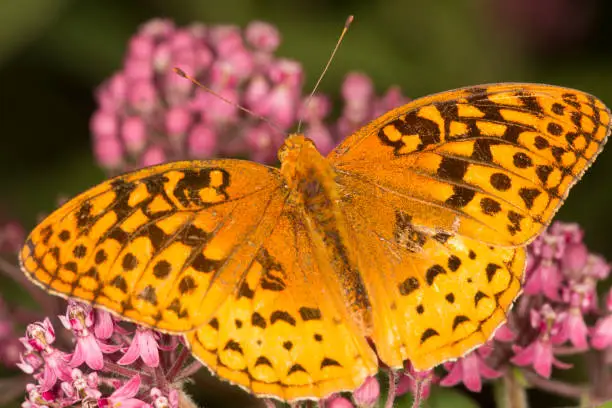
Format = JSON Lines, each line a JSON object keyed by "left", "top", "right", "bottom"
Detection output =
{"left": 385, "top": 369, "right": 397, "bottom": 408}
{"left": 522, "top": 369, "right": 587, "bottom": 399}
{"left": 166, "top": 346, "right": 192, "bottom": 382}
{"left": 495, "top": 370, "right": 527, "bottom": 408}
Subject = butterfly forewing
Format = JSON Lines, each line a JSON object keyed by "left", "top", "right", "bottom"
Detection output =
{"left": 329, "top": 84, "right": 610, "bottom": 246}
{"left": 20, "top": 160, "right": 287, "bottom": 332}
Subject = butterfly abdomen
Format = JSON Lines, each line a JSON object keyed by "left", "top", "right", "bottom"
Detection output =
{"left": 280, "top": 134, "right": 373, "bottom": 328}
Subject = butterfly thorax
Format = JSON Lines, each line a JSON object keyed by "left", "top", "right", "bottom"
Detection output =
{"left": 279, "top": 134, "right": 372, "bottom": 330}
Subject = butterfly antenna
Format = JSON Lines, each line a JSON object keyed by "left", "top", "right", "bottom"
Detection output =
{"left": 296, "top": 15, "right": 354, "bottom": 134}
{"left": 173, "top": 67, "right": 284, "bottom": 135}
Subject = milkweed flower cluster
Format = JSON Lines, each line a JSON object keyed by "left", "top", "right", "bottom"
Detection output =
{"left": 2, "top": 18, "right": 612, "bottom": 408}
{"left": 17, "top": 300, "right": 196, "bottom": 408}
{"left": 90, "top": 18, "right": 407, "bottom": 174}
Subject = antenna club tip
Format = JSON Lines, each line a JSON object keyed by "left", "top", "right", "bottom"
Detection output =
{"left": 345, "top": 15, "right": 354, "bottom": 27}
{"left": 173, "top": 67, "right": 187, "bottom": 78}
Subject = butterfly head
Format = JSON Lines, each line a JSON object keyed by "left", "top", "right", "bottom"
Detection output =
{"left": 278, "top": 134, "right": 319, "bottom": 184}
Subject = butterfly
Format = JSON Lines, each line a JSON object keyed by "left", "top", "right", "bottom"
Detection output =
{"left": 20, "top": 83, "right": 610, "bottom": 401}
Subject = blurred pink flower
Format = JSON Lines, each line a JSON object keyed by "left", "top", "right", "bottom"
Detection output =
{"left": 91, "top": 19, "right": 408, "bottom": 175}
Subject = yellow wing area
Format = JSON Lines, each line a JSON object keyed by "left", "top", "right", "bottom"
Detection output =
{"left": 329, "top": 84, "right": 610, "bottom": 246}
{"left": 336, "top": 174, "right": 524, "bottom": 370}
{"left": 20, "top": 160, "right": 287, "bottom": 333}
{"left": 328, "top": 84, "right": 610, "bottom": 370}
{"left": 186, "top": 204, "right": 377, "bottom": 401}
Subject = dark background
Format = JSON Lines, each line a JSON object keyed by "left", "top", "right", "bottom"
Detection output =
{"left": 2, "top": 1, "right": 612, "bottom": 407}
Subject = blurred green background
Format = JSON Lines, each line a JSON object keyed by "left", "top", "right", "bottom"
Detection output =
{"left": 2, "top": 0, "right": 612, "bottom": 406}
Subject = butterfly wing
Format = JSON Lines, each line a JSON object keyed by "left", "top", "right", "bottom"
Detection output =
{"left": 330, "top": 84, "right": 610, "bottom": 245}
{"left": 20, "top": 160, "right": 287, "bottom": 332}
{"left": 328, "top": 84, "right": 610, "bottom": 369}
{"left": 186, "top": 203, "right": 378, "bottom": 401}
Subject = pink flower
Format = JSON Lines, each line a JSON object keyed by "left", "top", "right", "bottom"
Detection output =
{"left": 511, "top": 338, "right": 571, "bottom": 378}
{"left": 440, "top": 345, "right": 503, "bottom": 392}
{"left": 94, "top": 310, "right": 115, "bottom": 340}
{"left": 591, "top": 290, "right": 612, "bottom": 349}
{"left": 325, "top": 396, "right": 354, "bottom": 408}
{"left": 118, "top": 327, "right": 164, "bottom": 367}
{"left": 560, "top": 242, "right": 588, "bottom": 280}
{"left": 557, "top": 282, "right": 594, "bottom": 349}
{"left": 98, "top": 374, "right": 149, "bottom": 408}
{"left": 61, "top": 369, "right": 102, "bottom": 401}
{"left": 91, "top": 18, "right": 408, "bottom": 175}
{"left": 59, "top": 302, "right": 120, "bottom": 370}
{"left": 25, "top": 319, "right": 72, "bottom": 391}
{"left": 511, "top": 305, "right": 571, "bottom": 377}
{"left": 352, "top": 376, "right": 379, "bottom": 407}
{"left": 524, "top": 257, "right": 562, "bottom": 300}
{"left": 494, "top": 323, "right": 516, "bottom": 342}
{"left": 150, "top": 388, "right": 179, "bottom": 408}
{"left": 16, "top": 337, "right": 43, "bottom": 374}
{"left": 396, "top": 362, "right": 435, "bottom": 401}
{"left": 245, "top": 21, "right": 281, "bottom": 52}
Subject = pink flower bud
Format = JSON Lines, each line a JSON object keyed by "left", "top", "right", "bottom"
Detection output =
{"left": 128, "top": 35, "right": 155, "bottom": 60}
{"left": 127, "top": 80, "right": 157, "bottom": 113}
{"left": 188, "top": 125, "right": 217, "bottom": 158}
{"left": 121, "top": 116, "right": 148, "bottom": 154}
{"left": 90, "top": 110, "right": 118, "bottom": 140}
{"left": 244, "top": 75, "right": 270, "bottom": 108}
{"left": 165, "top": 107, "right": 192, "bottom": 136}
{"left": 141, "top": 146, "right": 166, "bottom": 167}
{"left": 306, "top": 123, "right": 335, "bottom": 155}
{"left": 93, "top": 137, "right": 124, "bottom": 169}
{"left": 246, "top": 21, "right": 281, "bottom": 52}
{"left": 342, "top": 73, "right": 374, "bottom": 105}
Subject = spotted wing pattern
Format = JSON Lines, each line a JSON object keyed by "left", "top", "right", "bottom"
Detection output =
{"left": 330, "top": 84, "right": 610, "bottom": 246}
{"left": 337, "top": 175, "right": 524, "bottom": 370}
{"left": 20, "top": 160, "right": 286, "bottom": 332}
{"left": 186, "top": 204, "right": 378, "bottom": 401}
{"left": 19, "top": 83, "right": 610, "bottom": 402}
{"left": 329, "top": 84, "right": 610, "bottom": 370}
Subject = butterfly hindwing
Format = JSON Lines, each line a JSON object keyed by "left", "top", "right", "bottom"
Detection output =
{"left": 186, "top": 203, "right": 378, "bottom": 401}
{"left": 336, "top": 174, "right": 524, "bottom": 369}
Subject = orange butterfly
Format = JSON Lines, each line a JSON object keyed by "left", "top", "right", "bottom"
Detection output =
{"left": 20, "top": 83, "right": 609, "bottom": 401}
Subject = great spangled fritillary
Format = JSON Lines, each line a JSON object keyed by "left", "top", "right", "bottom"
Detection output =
{"left": 20, "top": 84, "right": 609, "bottom": 401}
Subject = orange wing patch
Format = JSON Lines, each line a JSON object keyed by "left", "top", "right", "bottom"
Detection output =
{"left": 186, "top": 205, "right": 377, "bottom": 401}
{"left": 20, "top": 160, "right": 286, "bottom": 332}
{"left": 329, "top": 84, "right": 610, "bottom": 246}
{"left": 20, "top": 83, "right": 610, "bottom": 402}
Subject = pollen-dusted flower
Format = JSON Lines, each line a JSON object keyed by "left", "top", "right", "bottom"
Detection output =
{"left": 59, "top": 301, "right": 121, "bottom": 370}
{"left": 150, "top": 388, "right": 179, "bottom": 408}
{"left": 24, "top": 319, "right": 72, "bottom": 391}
